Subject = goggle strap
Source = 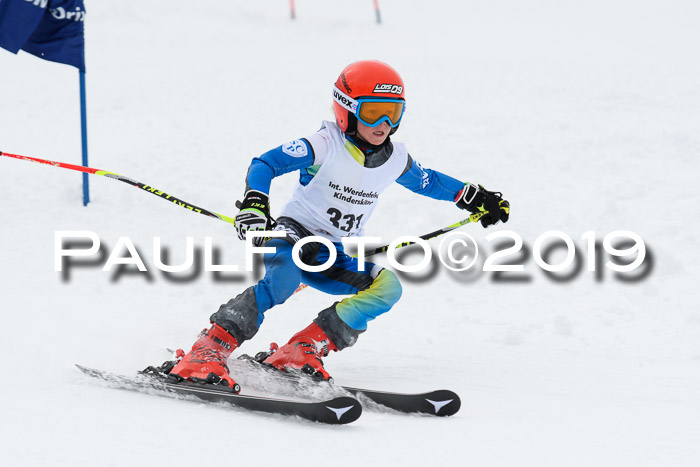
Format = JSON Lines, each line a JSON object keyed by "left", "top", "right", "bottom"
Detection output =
{"left": 332, "top": 86, "right": 358, "bottom": 113}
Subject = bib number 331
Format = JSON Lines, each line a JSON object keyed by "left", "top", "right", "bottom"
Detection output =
{"left": 327, "top": 208, "right": 363, "bottom": 233}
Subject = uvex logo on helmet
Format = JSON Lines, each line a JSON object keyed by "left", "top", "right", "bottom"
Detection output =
{"left": 333, "top": 88, "right": 358, "bottom": 112}
{"left": 373, "top": 84, "right": 403, "bottom": 95}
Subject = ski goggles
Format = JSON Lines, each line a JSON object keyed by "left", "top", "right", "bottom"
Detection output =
{"left": 333, "top": 86, "right": 405, "bottom": 128}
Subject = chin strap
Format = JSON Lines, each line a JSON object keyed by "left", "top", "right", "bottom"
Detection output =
{"left": 346, "top": 134, "right": 391, "bottom": 154}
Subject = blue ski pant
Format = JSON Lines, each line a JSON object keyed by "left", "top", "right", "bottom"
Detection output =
{"left": 210, "top": 219, "right": 402, "bottom": 349}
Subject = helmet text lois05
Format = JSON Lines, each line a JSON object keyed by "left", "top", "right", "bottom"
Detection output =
{"left": 332, "top": 60, "right": 406, "bottom": 134}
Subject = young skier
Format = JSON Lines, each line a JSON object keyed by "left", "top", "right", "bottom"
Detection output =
{"left": 169, "top": 60, "right": 510, "bottom": 389}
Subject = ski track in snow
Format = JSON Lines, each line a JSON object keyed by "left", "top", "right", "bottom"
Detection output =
{"left": 1, "top": 1, "right": 699, "bottom": 466}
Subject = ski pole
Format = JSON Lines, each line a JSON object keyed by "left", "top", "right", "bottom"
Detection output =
{"left": 293, "top": 211, "right": 487, "bottom": 293}
{"left": 367, "top": 211, "right": 487, "bottom": 256}
{"left": 0, "top": 151, "right": 236, "bottom": 225}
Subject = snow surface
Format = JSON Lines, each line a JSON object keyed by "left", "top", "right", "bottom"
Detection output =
{"left": 1, "top": 0, "right": 699, "bottom": 465}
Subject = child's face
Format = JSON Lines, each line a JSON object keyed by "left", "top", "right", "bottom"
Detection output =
{"left": 356, "top": 120, "right": 392, "bottom": 146}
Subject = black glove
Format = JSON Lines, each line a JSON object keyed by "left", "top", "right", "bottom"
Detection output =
{"left": 455, "top": 183, "right": 510, "bottom": 228}
{"left": 235, "top": 190, "right": 272, "bottom": 246}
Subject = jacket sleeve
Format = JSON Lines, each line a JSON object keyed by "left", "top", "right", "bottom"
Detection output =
{"left": 244, "top": 139, "right": 316, "bottom": 195}
{"left": 395, "top": 155, "right": 466, "bottom": 202}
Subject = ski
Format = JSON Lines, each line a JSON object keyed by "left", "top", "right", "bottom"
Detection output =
{"left": 234, "top": 355, "right": 461, "bottom": 417}
{"left": 342, "top": 387, "right": 460, "bottom": 417}
{"left": 76, "top": 364, "right": 362, "bottom": 425}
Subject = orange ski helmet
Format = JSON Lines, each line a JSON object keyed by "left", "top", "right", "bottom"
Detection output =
{"left": 332, "top": 60, "right": 406, "bottom": 135}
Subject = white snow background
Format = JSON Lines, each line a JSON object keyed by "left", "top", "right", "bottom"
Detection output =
{"left": 1, "top": 0, "right": 699, "bottom": 466}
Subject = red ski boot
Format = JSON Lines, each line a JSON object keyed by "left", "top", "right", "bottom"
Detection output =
{"left": 169, "top": 324, "right": 240, "bottom": 392}
{"left": 263, "top": 322, "right": 337, "bottom": 382}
